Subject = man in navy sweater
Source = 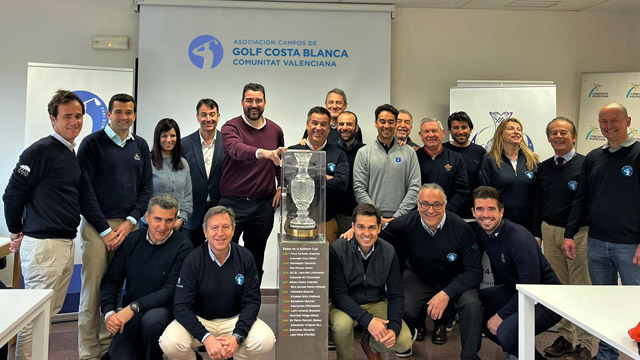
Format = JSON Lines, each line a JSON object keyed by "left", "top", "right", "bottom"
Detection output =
{"left": 159, "top": 206, "right": 275, "bottom": 360}
{"left": 564, "top": 102, "right": 640, "bottom": 360}
{"left": 534, "top": 117, "right": 592, "bottom": 360}
{"left": 288, "top": 106, "right": 349, "bottom": 243}
{"left": 100, "top": 194, "right": 192, "bottom": 360}
{"left": 472, "top": 186, "right": 561, "bottom": 360}
{"left": 3, "top": 90, "right": 84, "bottom": 360}
{"left": 78, "top": 93, "right": 153, "bottom": 360}
{"left": 415, "top": 118, "right": 469, "bottom": 216}
{"left": 378, "top": 183, "right": 483, "bottom": 359}
{"left": 182, "top": 98, "right": 224, "bottom": 247}
{"left": 330, "top": 203, "right": 412, "bottom": 360}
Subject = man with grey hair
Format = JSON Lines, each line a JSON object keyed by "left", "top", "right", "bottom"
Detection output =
{"left": 378, "top": 183, "right": 483, "bottom": 358}
{"left": 396, "top": 110, "right": 420, "bottom": 150}
{"left": 301, "top": 88, "right": 363, "bottom": 144}
{"left": 160, "top": 206, "right": 275, "bottom": 360}
{"left": 100, "top": 193, "right": 192, "bottom": 360}
{"left": 416, "top": 118, "right": 469, "bottom": 217}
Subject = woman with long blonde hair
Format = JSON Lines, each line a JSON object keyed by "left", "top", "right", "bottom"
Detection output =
{"left": 479, "top": 118, "right": 540, "bottom": 232}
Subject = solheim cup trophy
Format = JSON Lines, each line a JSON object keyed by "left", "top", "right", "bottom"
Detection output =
{"left": 280, "top": 150, "right": 326, "bottom": 241}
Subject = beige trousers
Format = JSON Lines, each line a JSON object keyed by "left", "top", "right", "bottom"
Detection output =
{"left": 16, "top": 236, "right": 74, "bottom": 360}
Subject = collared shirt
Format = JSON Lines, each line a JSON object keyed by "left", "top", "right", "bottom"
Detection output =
{"left": 146, "top": 230, "right": 173, "bottom": 246}
{"left": 420, "top": 213, "right": 447, "bottom": 236}
{"left": 51, "top": 132, "right": 76, "bottom": 152}
{"left": 241, "top": 114, "right": 268, "bottom": 159}
{"left": 199, "top": 131, "right": 216, "bottom": 178}
{"left": 357, "top": 243, "right": 376, "bottom": 260}
{"left": 104, "top": 124, "right": 134, "bottom": 148}
{"left": 553, "top": 148, "right": 576, "bottom": 165}
{"left": 306, "top": 140, "right": 327, "bottom": 151}
{"left": 377, "top": 137, "right": 396, "bottom": 153}
{"left": 208, "top": 244, "right": 231, "bottom": 267}
{"left": 603, "top": 136, "right": 637, "bottom": 153}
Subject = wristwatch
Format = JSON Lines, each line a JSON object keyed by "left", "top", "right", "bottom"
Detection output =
{"left": 232, "top": 333, "right": 245, "bottom": 346}
{"left": 129, "top": 301, "right": 140, "bottom": 314}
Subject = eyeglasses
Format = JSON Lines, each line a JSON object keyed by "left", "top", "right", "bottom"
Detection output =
{"left": 418, "top": 201, "right": 444, "bottom": 210}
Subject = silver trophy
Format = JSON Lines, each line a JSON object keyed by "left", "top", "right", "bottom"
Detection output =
{"left": 289, "top": 152, "right": 316, "bottom": 230}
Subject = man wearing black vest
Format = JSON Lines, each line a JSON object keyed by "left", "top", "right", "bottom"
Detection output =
{"left": 564, "top": 103, "right": 640, "bottom": 360}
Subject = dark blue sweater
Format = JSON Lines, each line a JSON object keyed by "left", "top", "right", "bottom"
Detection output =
{"left": 475, "top": 219, "right": 559, "bottom": 319}
{"left": 3, "top": 136, "right": 80, "bottom": 239}
{"left": 380, "top": 211, "right": 482, "bottom": 299}
{"left": 336, "top": 140, "right": 365, "bottom": 217}
{"left": 565, "top": 142, "right": 640, "bottom": 244}
{"left": 78, "top": 130, "right": 153, "bottom": 233}
{"left": 479, "top": 151, "right": 537, "bottom": 233}
{"left": 173, "top": 242, "right": 261, "bottom": 340}
{"left": 100, "top": 229, "right": 192, "bottom": 314}
{"left": 416, "top": 146, "right": 469, "bottom": 216}
{"left": 533, "top": 154, "right": 586, "bottom": 238}
{"left": 442, "top": 142, "right": 486, "bottom": 218}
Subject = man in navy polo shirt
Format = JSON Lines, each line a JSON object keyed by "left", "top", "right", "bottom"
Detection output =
{"left": 159, "top": 206, "right": 275, "bottom": 360}
{"left": 78, "top": 93, "right": 153, "bottom": 360}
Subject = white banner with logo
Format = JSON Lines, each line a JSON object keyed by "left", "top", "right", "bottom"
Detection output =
{"left": 577, "top": 72, "right": 640, "bottom": 154}
{"left": 137, "top": 2, "right": 392, "bottom": 288}
{"left": 450, "top": 82, "right": 557, "bottom": 288}
{"left": 25, "top": 62, "right": 133, "bottom": 313}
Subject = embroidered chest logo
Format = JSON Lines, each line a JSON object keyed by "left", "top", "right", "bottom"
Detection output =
{"left": 17, "top": 165, "right": 31, "bottom": 177}
{"left": 444, "top": 164, "right": 452, "bottom": 172}
{"left": 176, "top": 277, "right": 183, "bottom": 288}
{"left": 134, "top": 153, "right": 141, "bottom": 161}
{"left": 447, "top": 253, "right": 457, "bottom": 262}
{"left": 524, "top": 171, "right": 535, "bottom": 180}
{"left": 235, "top": 274, "right": 245, "bottom": 286}
{"left": 567, "top": 181, "right": 578, "bottom": 191}
{"left": 395, "top": 157, "right": 402, "bottom": 163}
{"left": 327, "top": 163, "right": 336, "bottom": 172}
{"left": 622, "top": 165, "right": 633, "bottom": 177}
{"left": 501, "top": 253, "right": 506, "bottom": 263}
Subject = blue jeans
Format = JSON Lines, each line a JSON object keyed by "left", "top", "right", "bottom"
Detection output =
{"left": 588, "top": 237, "right": 640, "bottom": 360}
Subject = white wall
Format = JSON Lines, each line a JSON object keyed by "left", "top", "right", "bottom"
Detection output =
{"left": 1, "top": 1, "right": 640, "bottom": 286}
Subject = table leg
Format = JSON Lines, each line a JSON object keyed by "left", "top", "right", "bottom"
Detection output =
{"left": 518, "top": 291, "right": 535, "bottom": 360}
{"left": 31, "top": 298, "right": 51, "bottom": 359}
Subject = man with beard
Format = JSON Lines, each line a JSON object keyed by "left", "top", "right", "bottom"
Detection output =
{"left": 416, "top": 118, "right": 469, "bottom": 217}
{"left": 335, "top": 111, "right": 366, "bottom": 235}
{"left": 182, "top": 98, "right": 224, "bottom": 247}
{"left": 288, "top": 106, "right": 348, "bottom": 243}
{"left": 353, "top": 104, "right": 421, "bottom": 227}
{"left": 219, "top": 83, "right": 285, "bottom": 280}
{"left": 443, "top": 111, "right": 486, "bottom": 219}
{"left": 472, "top": 186, "right": 561, "bottom": 360}
{"left": 396, "top": 110, "right": 420, "bottom": 150}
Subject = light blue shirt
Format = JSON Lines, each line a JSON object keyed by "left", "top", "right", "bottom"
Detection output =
{"left": 357, "top": 243, "right": 375, "bottom": 260}
{"left": 420, "top": 213, "right": 447, "bottom": 236}
{"left": 553, "top": 148, "right": 576, "bottom": 164}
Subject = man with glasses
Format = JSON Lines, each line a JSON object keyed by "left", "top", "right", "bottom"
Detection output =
{"left": 182, "top": 99, "right": 224, "bottom": 248}
{"left": 219, "top": 83, "right": 285, "bottom": 281}
{"left": 377, "top": 183, "right": 483, "bottom": 359}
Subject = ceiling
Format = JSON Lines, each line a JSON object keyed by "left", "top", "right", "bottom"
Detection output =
{"left": 228, "top": 0, "right": 640, "bottom": 12}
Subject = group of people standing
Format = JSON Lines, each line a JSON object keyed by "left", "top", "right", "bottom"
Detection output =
{"left": 2, "top": 80, "right": 638, "bottom": 360}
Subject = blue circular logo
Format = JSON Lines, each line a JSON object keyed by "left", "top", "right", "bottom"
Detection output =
{"left": 327, "top": 163, "right": 336, "bottom": 172}
{"left": 395, "top": 157, "right": 402, "bottom": 163}
{"left": 525, "top": 171, "right": 534, "bottom": 180}
{"left": 189, "top": 35, "right": 224, "bottom": 69}
{"left": 235, "top": 274, "right": 244, "bottom": 286}
{"left": 568, "top": 181, "right": 578, "bottom": 191}
{"left": 622, "top": 165, "right": 633, "bottom": 177}
{"left": 447, "top": 253, "right": 457, "bottom": 262}
{"left": 74, "top": 90, "right": 108, "bottom": 133}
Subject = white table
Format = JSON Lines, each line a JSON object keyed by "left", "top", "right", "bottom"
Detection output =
{"left": 0, "top": 289, "right": 53, "bottom": 359}
{"left": 517, "top": 285, "right": 640, "bottom": 360}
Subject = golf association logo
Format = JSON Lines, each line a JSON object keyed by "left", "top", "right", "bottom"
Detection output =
{"left": 626, "top": 83, "right": 640, "bottom": 98}
{"left": 74, "top": 90, "right": 108, "bottom": 132}
{"left": 189, "top": 35, "right": 224, "bottom": 69}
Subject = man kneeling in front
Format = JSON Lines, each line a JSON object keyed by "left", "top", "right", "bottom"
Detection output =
{"left": 159, "top": 206, "right": 275, "bottom": 360}
{"left": 329, "top": 203, "right": 412, "bottom": 360}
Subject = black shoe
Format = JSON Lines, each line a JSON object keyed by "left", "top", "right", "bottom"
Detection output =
{"left": 544, "top": 336, "right": 574, "bottom": 357}
{"left": 416, "top": 322, "right": 426, "bottom": 341}
{"left": 396, "top": 327, "right": 418, "bottom": 358}
{"left": 194, "top": 351, "right": 203, "bottom": 360}
{"left": 431, "top": 323, "right": 447, "bottom": 345}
